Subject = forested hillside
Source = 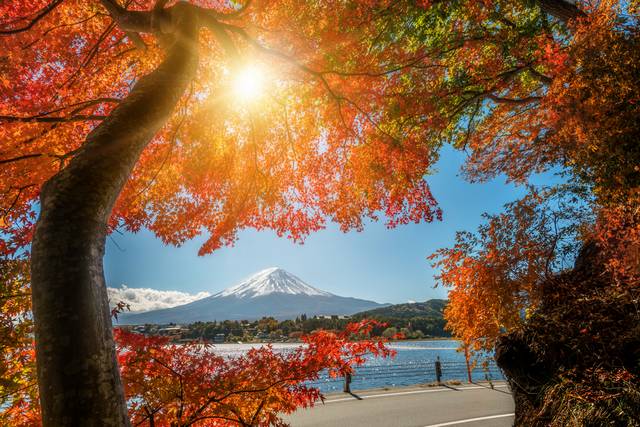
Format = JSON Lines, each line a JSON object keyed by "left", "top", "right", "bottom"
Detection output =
{"left": 353, "top": 300, "right": 449, "bottom": 338}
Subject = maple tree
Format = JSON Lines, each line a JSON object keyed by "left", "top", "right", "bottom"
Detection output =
{"left": 1, "top": 260, "right": 395, "bottom": 426}
{"left": 460, "top": 1, "right": 640, "bottom": 202}
{"left": 427, "top": 1, "right": 640, "bottom": 424}
{"left": 0, "top": 1, "right": 450, "bottom": 423}
{"left": 0, "top": 0, "right": 624, "bottom": 425}
{"left": 0, "top": 258, "right": 39, "bottom": 426}
{"left": 430, "top": 0, "right": 640, "bottom": 354}
{"left": 117, "top": 322, "right": 392, "bottom": 426}
{"left": 430, "top": 187, "right": 594, "bottom": 354}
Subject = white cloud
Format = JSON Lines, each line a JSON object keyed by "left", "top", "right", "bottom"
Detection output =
{"left": 107, "top": 285, "right": 210, "bottom": 312}
{"left": 407, "top": 300, "right": 416, "bottom": 304}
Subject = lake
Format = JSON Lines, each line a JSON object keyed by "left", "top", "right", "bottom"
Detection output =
{"left": 209, "top": 340, "right": 503, "bottom": 393}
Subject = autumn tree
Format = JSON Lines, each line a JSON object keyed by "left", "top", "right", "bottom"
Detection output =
{"left": 1, "top": 2, "right": 445, "bottom": 424}
{"left": 117, "top": 321, "right": 392, "bottom": 426}
{"left": 0, "top": 262, "right": 395, "bottom": 426}
{"left": 430, "top": 187, "right": 594, "bottom": 354}
{"left": 427, "top": 1, "right": 640, "bottom": 423}
{"left": 0, "top": 258, "right": 39, "bottom": 426}
{"left": 0, "top": 0, "right": 613, "bottom": 425}
{"left": 430, "top": 0, "right": 640, "bottom": 348}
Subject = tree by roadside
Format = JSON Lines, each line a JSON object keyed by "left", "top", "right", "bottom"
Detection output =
{"left": 1, "top": 257, "right": 395, "bottom": 426}
{"left": 1, "top": 2, "right": 449, "bottom": 423}
{"left": 1, "top": 0, "right": 637, "bottom": 425}
{"left": 429, "top": 2, "right": 640, "bottom": 423}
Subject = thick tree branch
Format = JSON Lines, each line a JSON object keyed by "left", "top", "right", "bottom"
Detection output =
{"left": 30, "top": 4, "right": 201, "bottom": 420}
{"left": 99, "top": 0, "right": 148, "bottom": 49}
{"left": 199, "top": 14, "right": 241, "bottom": 63}
{"left": 529, "top": 67, "right": 554, "bottom": 85}
{"left": 536, "top": 0, "right": 586, "bottom": 22}
{"left": 98, "top": 0, "right": 248, "bottom": 57}
{"left": 207, "top": 0, "right": 253, "bottom": 20}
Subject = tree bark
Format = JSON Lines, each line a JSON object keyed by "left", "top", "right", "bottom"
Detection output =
{"left": 30, "top": 6, "right": 199, "bottom": 426}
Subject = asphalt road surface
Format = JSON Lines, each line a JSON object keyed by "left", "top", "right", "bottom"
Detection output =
{"left": 284, "top": 382, "right": 515, "bottom": 427}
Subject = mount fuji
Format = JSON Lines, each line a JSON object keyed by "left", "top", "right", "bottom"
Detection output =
{"left": 116, "top": 267, "right": 387, "bottom": 324}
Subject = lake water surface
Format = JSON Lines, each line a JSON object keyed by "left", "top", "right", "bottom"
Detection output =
{"left": 210, "top": 340, "right": 503, "bottom": 392}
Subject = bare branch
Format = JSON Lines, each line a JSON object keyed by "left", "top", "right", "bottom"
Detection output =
{"left": 0, "top": 114, "right": 106, "bottom": 123}
{"left": 185, "top": 376, "right": 305, "bottom": 425}
{"left": 32, "top": 97, "right": 120, "bottom": 118}
{"left": 249, "top": 398, "right": 267, "bottom": 426}
{"left": 0, "top": 382, "right": 37, "bottom": 401}
{"left": 21, "top": 12, "right": 103, "bottom": 50}
{"left": 1, "top": 184, "right": 36, "bottom": 219}
{"left": 487, "top": 94, "right": 542, "bottom": 105}
{"left": 0, "top": 154, "right": 43, "bottom": 165}
{"left": 0, "top": 0, "right": 65, "bottom": 35}
{"left": 319, "top": 54, "right": 445, "bottom": 78}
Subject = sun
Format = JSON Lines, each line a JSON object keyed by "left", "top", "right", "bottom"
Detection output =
{"left": 232, "top": 65, "right": 265, "bottom": 103}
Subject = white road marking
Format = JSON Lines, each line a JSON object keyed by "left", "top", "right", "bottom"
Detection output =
{"left": 323, "top": 384, "right": 510, "bottom": 404}
{"left": 422, "top": 413, "right": 515, "bottom": 427}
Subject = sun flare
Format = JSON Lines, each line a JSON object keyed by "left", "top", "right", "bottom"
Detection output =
{"left": 233, "top": 65, "right": 265, "bottom": 102}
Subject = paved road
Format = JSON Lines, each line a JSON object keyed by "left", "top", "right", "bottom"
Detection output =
{"left": 284, "top": 383, "right": 515, "bottom": 427}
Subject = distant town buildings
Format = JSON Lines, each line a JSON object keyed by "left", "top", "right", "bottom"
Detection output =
{"left": 115, "top": 310, "right": 448, "bottom": 343}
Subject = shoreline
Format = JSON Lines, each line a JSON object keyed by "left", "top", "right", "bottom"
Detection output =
{"left": 210, "top": 337, "right": 455, "bottom": 345}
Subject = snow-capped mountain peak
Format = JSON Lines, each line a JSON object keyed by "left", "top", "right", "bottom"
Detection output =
{"left": 215, "top": 267, "right": 333, "bottom": 299}
{"left": 117, "top": 267, "right": 388, "bottom": 324}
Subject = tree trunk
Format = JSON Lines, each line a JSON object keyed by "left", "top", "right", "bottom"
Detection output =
{"left": 463, "top": 345, "right": 473, "bottom": 384}
{"left": 30, "top": 9, "right": 199, "bottom": 426}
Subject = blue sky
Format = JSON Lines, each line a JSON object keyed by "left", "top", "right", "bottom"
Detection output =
{"left": 104, "top": 146, "right": 536, "bottom": 305}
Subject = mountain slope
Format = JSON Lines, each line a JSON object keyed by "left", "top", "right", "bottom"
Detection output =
{"left": 352, "top": 299, "right": 447, "bottom": 319}
{"left": 117, "top": 268, "right": 387, "bottom": 324}
{"left": 351, "top": 299, "right": 449, "bottom": 337}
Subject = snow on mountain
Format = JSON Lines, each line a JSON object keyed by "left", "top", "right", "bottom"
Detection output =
{"left": 116, "top": 267, "right": 388, "bottom": 324}
{"left": 215, "top": 267, "right": 333, "bottom": 298}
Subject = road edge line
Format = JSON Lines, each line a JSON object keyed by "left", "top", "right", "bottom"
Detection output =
{"left": 421, "top": 413, "right": 515, "bottom": 427}
{"left": 323, "top": 384, "right": 510, "bottom": 404}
